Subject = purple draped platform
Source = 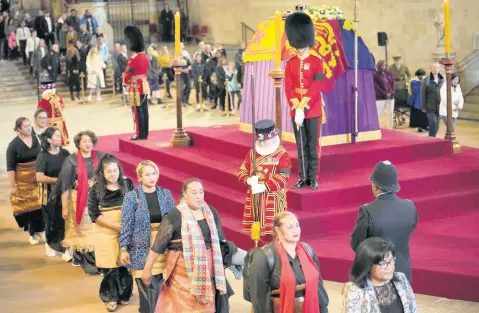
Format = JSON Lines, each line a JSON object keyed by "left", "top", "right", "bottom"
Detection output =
{"left": 240, "top": 60, "right": 380, "bottom": 141}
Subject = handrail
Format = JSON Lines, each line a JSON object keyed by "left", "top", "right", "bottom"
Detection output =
{"left": 240, "top": 21, "right": 255, "bottom": 45}
{"left": 240, "top": 22, "right": 255, "bottom": 33}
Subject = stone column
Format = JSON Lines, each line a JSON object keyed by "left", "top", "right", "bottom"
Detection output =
{"left": 92, "top": 0, "right": 114, "bottom": 51}
{"left": 149, "top": 0, "right": 159, "bottom": 35}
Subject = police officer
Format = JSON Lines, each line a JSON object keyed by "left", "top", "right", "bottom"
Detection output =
{"left": 350, "top": 160, "right": 418, "bottom": 283}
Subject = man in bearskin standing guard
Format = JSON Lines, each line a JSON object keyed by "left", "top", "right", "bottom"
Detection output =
{"left": 123, "top": 25, "right": 150, "bottom": 140}
{"left": 238, "top": 119, "right": 291, "bottom": 238}
{"left": 37, "top": 75, "right": 70, "bottom": 146}
{"left": 284, "top": 9, "right": 325, "bottom": 190}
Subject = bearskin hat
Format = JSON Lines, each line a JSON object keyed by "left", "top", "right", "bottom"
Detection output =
{"left": 124, "top": 25, "right": 145, "bottom": 53}
{"left": 285, "top": 12, "right": 315, "bottom": 49}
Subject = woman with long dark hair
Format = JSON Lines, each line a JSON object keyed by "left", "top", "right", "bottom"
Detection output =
{"left": 57, "top": 130, "right": 104, "bottom": 275}
{"left": 7, "top": 117, "right": 44, "bottom": 245}
{"left": 341, "top": 237, "right": 418, "bottom": 313}
{"left": 88, "top": 154, "right": 134, "bottom": 312}
{"left": 66, "top": 44, "right": 82, "bottom": 100}
{"left": 36, "top": 127, "right": 71, "bottom": 258}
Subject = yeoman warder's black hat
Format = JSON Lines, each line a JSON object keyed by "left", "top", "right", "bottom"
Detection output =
{"left": 255, "top": 119, "right": 279, "bottom": 141}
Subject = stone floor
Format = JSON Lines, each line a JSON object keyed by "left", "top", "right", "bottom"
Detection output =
{"left": 0, "top": 94, "right": 478, "bottom": 312}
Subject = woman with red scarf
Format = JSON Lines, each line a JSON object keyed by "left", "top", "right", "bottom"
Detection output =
{"left": 57, "top": 130, "right": 104, "bottom": 275}
{"left": 248, "top": 212, "right": 329, "bottom": 313}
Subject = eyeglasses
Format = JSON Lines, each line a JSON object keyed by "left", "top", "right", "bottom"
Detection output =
{"left": 378, "top": 257, "right": 396, "bottom": 270}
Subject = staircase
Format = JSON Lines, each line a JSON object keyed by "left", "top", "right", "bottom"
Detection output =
{"left": 461, "top": 86, "right": 479, "bottom": 121}
{"left": 456, "top": 49, "right": 479, "bottom": 121}
{"left": 0, "top": 61, "right": 39, "bottom": 106}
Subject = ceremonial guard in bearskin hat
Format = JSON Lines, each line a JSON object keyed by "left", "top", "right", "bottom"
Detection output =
{"left": 284, "top": 8, "right": 325, "bottom": 190}
{"left": 123, "top": 25, "right": 150, "bottom": 140}
{"left": 238, "top": 119, "right": 291, "bottom": 237}
{"left": 37, "top": 74, "right": 70, "bottom": 146}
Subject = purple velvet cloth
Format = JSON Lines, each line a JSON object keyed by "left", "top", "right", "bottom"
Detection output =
{"left": 240, "top": 61, "right": 380, "bottom": 136}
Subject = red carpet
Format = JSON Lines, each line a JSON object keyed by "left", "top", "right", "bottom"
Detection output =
{"left": 97, "top": 125, "right": 479, "bottom": 302}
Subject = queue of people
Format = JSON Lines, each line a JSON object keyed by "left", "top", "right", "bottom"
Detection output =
{"left": 374, "top": 58, "right": 464, "bottom": 138}
{"left": 6, "top": 107, "right": 422, "bottom": 313}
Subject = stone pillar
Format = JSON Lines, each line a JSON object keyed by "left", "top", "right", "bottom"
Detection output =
{"left": 51, "top": 0, "right": 65, "bottom": 18}
{"left": 149, "top": 0, "right": 159, "bottom": 33}
{"left": 92, "top": 1, "right": 114, "bottom": 51}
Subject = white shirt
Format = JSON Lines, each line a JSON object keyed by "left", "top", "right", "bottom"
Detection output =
{"left": 439, "top": 83, "right": 464, "bottom": 118}
{"left": 25, "top": 37, "right": 40, "bottom": 55}
{"left": 16, "top": 27, "right": 31, "bottom": 42}
{"left": 45, "top": 17, "right": 52, "bottom": 33}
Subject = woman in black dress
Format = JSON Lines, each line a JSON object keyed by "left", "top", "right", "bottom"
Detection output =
{"left": 7, "top": 117, "right": 44, "bottom": 245}
{"left": 88, "top": 154, "right": 134, "bottom": 312}
{"left": 36, "top": 127, "right": 71, "bottom": 258}
{"left": 57, "top": 130, "right": 104, "bottom": 275}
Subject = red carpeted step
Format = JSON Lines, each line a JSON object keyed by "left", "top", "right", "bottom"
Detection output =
{"left": 115, "top": 151, "right": 479, "bottom": 238}
{"left": 306, "top": 211, "right": 479, "bottom": 302}
{"left": 115, "top": 137, "right": 479, "bottom": 212}
{"left": 187, "top": 126, "right": 453, "bottom": 173}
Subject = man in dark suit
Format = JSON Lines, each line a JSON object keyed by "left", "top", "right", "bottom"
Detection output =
{"left": 41, "top": 44, "right": 60, "bottom": 82}
{"left": 350, "top": 160, "right": 418, "bottom": 283}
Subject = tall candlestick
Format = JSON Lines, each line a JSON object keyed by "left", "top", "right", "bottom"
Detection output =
{"left": 175, "top": 12, "right": 181, "bottom": 58}
{"left": 443, "top": 0, "right": 451, "bottom": 54}
{"left": 274, "top": 11, "right": 282, "bottom": 68}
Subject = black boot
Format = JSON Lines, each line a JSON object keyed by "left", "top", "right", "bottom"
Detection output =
{"left": 148, "top": 98, "right": 152, "bottom": 105}
{"left": 76, "top": 92, "right": 80, "bottom": 100}
{"left": 309, "top": 179, "right": 319, "bottom": 190}
{"left": 292, "top": 179, "right": 308, "bottom": 189}
{"left": 157, "top": 98, "right": 163, "bottom": 105}
{"left": 70, "top": 92, "right": 75, "bottom": 101}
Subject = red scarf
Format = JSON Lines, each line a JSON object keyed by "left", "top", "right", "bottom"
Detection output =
{"left": 275, "top": 239, "right": 320, "bottom": 313}
{"left": 75, "top": 151, "right": 98, "bottom": 224}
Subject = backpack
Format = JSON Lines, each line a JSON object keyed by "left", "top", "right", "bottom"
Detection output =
{"left": 243, "top": 242, "right": 314, "bottom": 302}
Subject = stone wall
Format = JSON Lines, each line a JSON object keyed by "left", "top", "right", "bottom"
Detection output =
{"left": 187, "top": 0, "right": 479, "bottom": 72}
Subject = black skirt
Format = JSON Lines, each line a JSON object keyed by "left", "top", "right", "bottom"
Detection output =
{"left": 100, "top": 267, "right": 133, "bottom": 303}
{"left": 409, "top": 107, "right": 429, "bottom": 129}
{"left": 44, "top": 196, "right": 65, "bottom": 252}
{"left": 15, "top": 210, "right": 44, "bottom": 236}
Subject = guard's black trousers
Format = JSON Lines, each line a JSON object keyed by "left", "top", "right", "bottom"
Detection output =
{"left": 132, "top": 95, "right": 149, "bottom": 139}
{"left": 292, "top": 117, "right": 320, "bottom": 181}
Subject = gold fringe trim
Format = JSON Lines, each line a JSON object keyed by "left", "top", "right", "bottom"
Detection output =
{"left": 61, "top": 240, "right": 95, "bottom": 253}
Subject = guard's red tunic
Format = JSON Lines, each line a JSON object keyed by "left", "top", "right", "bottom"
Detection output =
{"left": 284, "top": 54, "right": 325, "bottom": 119}
{"left": 238, "top": 146, "right": 291, "bottom": 236}
{"left": 123, "top": 52, "right": 150, "bottom": 101}
{"left": 37, "top": 93, "right": 69, "bottom": 146}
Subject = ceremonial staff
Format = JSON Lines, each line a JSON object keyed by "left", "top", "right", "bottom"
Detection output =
{"left": 250, "top": 65, "right": 261, "bottom": 247}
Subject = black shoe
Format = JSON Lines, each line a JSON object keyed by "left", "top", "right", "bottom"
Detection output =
{"left": 167, "top": 94, "right": 173, "bottom": 99}
{"left": 157, "top": 98, "right": 163, "bottom": 105}
{"left": 292, "top": 179, "right": 308, "bottom": 189}
{"left": 418, "top": 128, "right": 423, "bottom": 133}
{"left": 309, "top": 179, "right": 319, "bottom": 190}
{"left": 130, "top": 136, "right": 140, "bottom": 140}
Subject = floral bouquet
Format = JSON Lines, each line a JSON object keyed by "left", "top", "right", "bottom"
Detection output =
{"left": 304, "top": 5, "right": 345, "bottom": 20}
